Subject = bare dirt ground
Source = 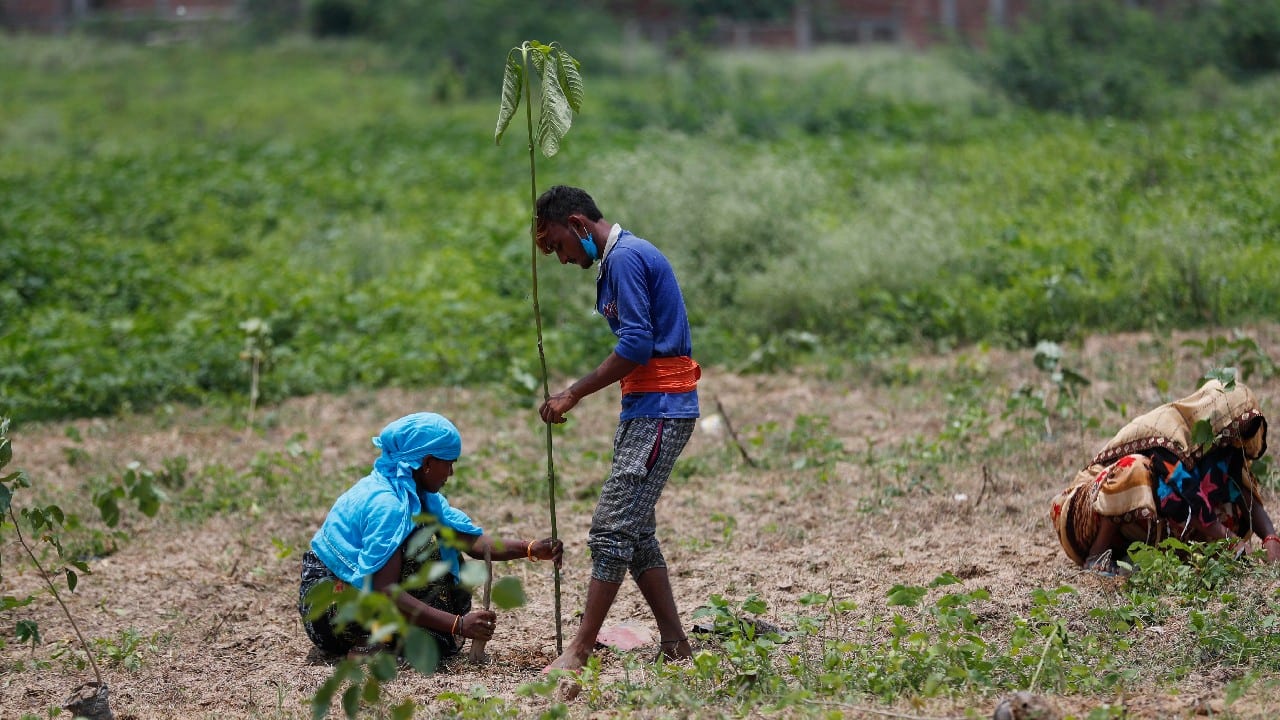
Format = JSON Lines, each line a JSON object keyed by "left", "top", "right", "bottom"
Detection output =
{"left": 4, "top": 325, "right": 1280, "bottom": 719}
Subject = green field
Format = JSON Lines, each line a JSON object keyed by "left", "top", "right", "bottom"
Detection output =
{"left": 4, "top": 35, "right": 1279, "bottom": 422}
{"left": 5, "top": 22, "right": 1280, "bottom": 720}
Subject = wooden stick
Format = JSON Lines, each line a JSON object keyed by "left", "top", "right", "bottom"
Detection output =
{"left": 714, "top": 396, "right": 758, "bottom": 468}
{"left": 974, "top": 465, "right": 993, "bottom": 509}
{"left": 468, "top": 547, "right": 493, "bottom": 663}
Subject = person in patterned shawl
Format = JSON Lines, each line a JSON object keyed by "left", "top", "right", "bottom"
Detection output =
{"left": 1051, "top": 380, "right": 1280, "bottom": 576}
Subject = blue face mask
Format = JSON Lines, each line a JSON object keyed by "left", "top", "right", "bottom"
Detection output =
{"left": 574, "top": 227, "right": 597, "bottom": 261}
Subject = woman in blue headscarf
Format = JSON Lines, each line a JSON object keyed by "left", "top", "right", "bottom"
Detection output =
{"left": 298, "top": 412, "right": 563, "bottom": 658}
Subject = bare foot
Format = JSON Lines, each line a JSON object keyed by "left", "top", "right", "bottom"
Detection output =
{"left": 658, "top": 637, "right": 691, "bottom": 662}
{"left": 541, "top": 645, "right": 591, "bottom": 674}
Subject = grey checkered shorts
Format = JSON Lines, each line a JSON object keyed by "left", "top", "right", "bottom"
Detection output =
{"left": 588, "top": 417, "right": 695, "bottom": 584}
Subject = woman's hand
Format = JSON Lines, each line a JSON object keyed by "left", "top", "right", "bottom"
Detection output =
{"left": 459, "top": 610, "right": 497, "bottom": 640}
{"left": 527, "top": 537, "right": 564, "bottom": 567}
{"left": 1263, "top": 535, "right": 1280, "bottom": 564}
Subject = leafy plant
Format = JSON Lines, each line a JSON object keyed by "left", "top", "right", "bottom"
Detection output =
{"left": 0, "top": 417, "right": 111, "bottom": 715}
{"left": 238, "top": 317, "right": 274, "bottom": 428}
{"left": 1184, "top": 331, "right": 1277, "bottom": 384}
{"left": 493, "top": 38, "right": 584, "bottom": 655}
{"left": 1005, "top": 340, "right": 1094, "bottom": 441}
{"left": 93, "top": 628, "right": 164, "bottom": 671}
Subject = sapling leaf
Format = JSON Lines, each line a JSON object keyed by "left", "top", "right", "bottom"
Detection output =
{"left": 414, "top": 557, "right": 444, "bottom": 582}
{"left": 0, "top": 484, "right": 10, "bottom": 514}
{"left": 22, "top": 507, "right": 46, "bottom": 532}
{"left": 402, "top": 626, "right": 439, "bottom": 675}
{"left": 536, "top": 72, "right": 574, "bottom": 158}
{"left": 930, "top": 572, "right": 961, "bottom": 587}
{"left": 1203, "top": 367, "right": 1238, "bottom": 389}
{"left": 66, "top": 568, "right": 77, "bottom": 592}
{"left": 361, "top": 673, "right": 381, "bottom": 703}
{"left": 887, "top": 584, "right": 927, "bottom": 607}
{"left": 494, "top": 50, "right": 524, "bottom": 145}
{"left": 460, "top": 560, "right": 487, "bottom": 590}
{"left": 341, "top": 682, "right": 360, "bottom": 719}
{"left": 15, "top": 619, "right": 40, "bottom": 646}
{"left": 1191, "top": 418, "right": 1215, "bottom": 452}
{"left": 303, "top": 583, "right": 335, "bottom": 621}
{"left": 370, "top": 651, "right": 398, "bottom": 682}
{"left": 1060, "top": 367, "right": 1091, "bottom": 388}
{"left": 2, "top": 594, "right": 36, "bottom": 611}
{"left": 554, "top": 47, "right": 584, "bottom": 113}
{"left": 0, "top": 436, "right": 10, "bottom": 467}
{"left": 391, "top": 701, "right": 415, "bottom": 720}
{"left": 129, "top": 474, "right": 163, "bottom": 517}
{"left": 96, "top": 494, "right": 120, "bottom": 528}
{"left": 370, "top": 622, "right": 399, "bottom": 646}
{"left": 492, "top": 575, "right": 526, "bottom": 609}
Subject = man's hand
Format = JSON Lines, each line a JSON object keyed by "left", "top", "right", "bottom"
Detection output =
{"left": 539, "top": 390, "right": 579, "bottom": 424}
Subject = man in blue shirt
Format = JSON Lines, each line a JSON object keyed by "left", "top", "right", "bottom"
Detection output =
{"left": 534, "top": 185, "right": 701, "bottom": 672}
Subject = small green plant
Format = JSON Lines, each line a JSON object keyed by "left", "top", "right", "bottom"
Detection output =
{"left": 746, "top": 414, "right": 846, "bottom": 478}
{"left": 93, "top": 627, "right": 162, "bottom": 671}
{"left": 1, "top": 417, "right": 111, "bottom": 716}
{"left": 238, "top": 317, "right": 274, "bottom": 428}
{"left": 437, "top": 686, "right": 521, "bottom": 719}
{"left": 1184, "top": 331, "right": 1277, "bottom": 384}
{"left": 1005, "top": 340, "right": 1095, "bottom": 442}
{"left": 92, "top": 461, "right": 164, "bottom": 529}
{"left": 1125, "top": 537, "right": 1240, "bottom": 598}
{"left": 709, "top": 512, "right": 737, "bottom": 544}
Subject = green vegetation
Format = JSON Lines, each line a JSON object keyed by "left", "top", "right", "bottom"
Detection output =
{"left": 3, "top": 27, "right": 1280, "bottom": 422}
{"left": 976, "top": 0, "right": 1280, "bottom": 117}
{"left": 4, "top": 12, "right": 1280, "bottom": 713}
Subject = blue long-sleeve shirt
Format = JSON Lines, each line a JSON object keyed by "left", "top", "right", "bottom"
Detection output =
{"left": 310, "top": 471, "right": 482, "bottom": 587}
{"left": 596, "top": 227, "right": 699, "bottom": 421}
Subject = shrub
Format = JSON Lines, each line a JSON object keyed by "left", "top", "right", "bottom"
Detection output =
{"left": 1218, "top": 0, "right": 1280, "bottom": 75}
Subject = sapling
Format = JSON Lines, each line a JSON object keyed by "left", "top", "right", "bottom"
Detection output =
{"left": 494, "top": 39, "right": 584, "bottom": 655}
{"left": 0, "top": 417, "right": 112, "bottom": 719}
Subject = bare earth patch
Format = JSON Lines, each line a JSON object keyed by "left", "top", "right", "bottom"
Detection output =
{"left": 4, "top": 325, "right": 1280, "bottom": 718}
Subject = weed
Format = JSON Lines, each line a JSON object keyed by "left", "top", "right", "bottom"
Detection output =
{"left": 238, "top": 316, "right": 274, "bottom": 429}
{"left": 1005, "top": 341, "right": 1095, "bottom": 443}
{"left": 92, "top": 628, "right": 165, "bottom": 671}
{"left": 1184, "top": 331, "right": 1278, "bottom": 384}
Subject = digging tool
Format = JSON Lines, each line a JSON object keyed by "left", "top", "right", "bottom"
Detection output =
{"left": 467, "top": 547, "right": 493, "bottom": 664}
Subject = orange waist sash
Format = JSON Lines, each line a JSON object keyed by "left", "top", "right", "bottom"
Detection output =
{"left": 620, "top": 356, "right": 701, "bottom": 395}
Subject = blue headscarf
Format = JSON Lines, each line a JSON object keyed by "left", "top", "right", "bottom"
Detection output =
{"left": 372, "top": 412, "right": 462, "bottom": 478}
